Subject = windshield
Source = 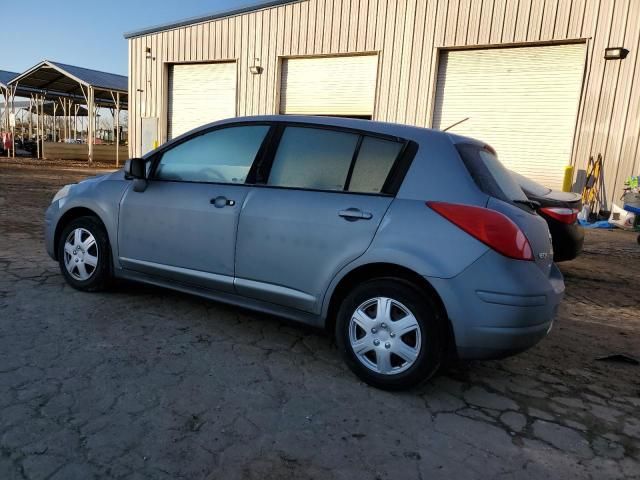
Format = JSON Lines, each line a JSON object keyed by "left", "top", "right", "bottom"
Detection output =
{"left": 455, "top": 143, "right": 529, "bottom": 203}
{"left": 510, "top": 171, "right": 552, "bottom": 196}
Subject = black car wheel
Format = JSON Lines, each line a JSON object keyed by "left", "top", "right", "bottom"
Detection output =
{"left": 335, "top": 278, "right": 445, "bottom": 390}
{"left": 57, "top": 216, "right": 112, "bottom": 292}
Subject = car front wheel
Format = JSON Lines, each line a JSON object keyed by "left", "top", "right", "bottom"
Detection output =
{"left": 336, "top": 278, "right": 445, "bottom": 390}
{"left": 57, "top": 216, "right": 112, "bottom": 292}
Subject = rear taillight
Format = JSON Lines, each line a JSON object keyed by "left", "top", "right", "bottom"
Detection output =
{"left": 540, "top": 207, "right": 578, "bottom": 224}
{"left": 427, "top": 201, "right": 534, "bottom": 261}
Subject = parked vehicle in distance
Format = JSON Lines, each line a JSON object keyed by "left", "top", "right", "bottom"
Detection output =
{"left": 511, "top": 171, "right": 584, "bottom": 262}
{"left": 45, "top": 116, "right": 564, "bottom": 390}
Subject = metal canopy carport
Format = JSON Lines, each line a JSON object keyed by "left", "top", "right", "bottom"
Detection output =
{"left": 7, "top": 60, "right": 128, "bottom": 164}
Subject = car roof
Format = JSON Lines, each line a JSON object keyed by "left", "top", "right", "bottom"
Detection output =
{"left": 197, "top": 115, "right": 453, "bottom": 143}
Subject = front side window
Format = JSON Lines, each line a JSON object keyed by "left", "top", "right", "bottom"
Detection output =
{"left": 155, "top": 125, "right": 269, "bottom": 183}
{"left": 267, "top": 127, "right": 359, "bottom": 191}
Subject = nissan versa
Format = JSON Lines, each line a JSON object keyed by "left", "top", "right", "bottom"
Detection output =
{"left": 45, "top": 116, "right": 565, "bottom": 390}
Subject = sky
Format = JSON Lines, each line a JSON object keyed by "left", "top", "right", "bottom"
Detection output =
{"left": 1, "top": 0, "right": 262, "bottom": 76}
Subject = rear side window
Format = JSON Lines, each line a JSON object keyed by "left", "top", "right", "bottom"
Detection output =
{"left": 267, "top": 127, "right": 359, "bottom": 191}
{"left": 348, "top": 137, "right": 403, "bottom": 193}
{"left": 456, "top": 143, "right": 528, "bottom": 203}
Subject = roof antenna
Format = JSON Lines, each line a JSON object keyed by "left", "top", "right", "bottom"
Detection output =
{"left": 442, "top": 117, "right": 469, "bottom": 132}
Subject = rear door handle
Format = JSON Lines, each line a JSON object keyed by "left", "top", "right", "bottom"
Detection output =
{"left": 339, "top": 208, "right": 373, "bottom": 221}
{"left": 210, "top": 196, "right": 236, "bottom": 208}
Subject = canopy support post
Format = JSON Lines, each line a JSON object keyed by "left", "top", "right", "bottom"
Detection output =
{"left": 52, "top": 103, "right": 58, "bottom": 143}
{"left": 74, "top": 104, "right": 79, "bottom": 141}
{"left": 1, "top": 87, "right": 7, "bottom": 157}
{"left": 110, "top": 91, "right": 121, "bottom": 167}
{"left": 28, "top": 97, "right": 33, "bottom": 140}
{"left": 10, "top": 86, "right": 15, "bottom": 158}
{"left": 36, "top": 95, "right": 41, "bottom": 159}
{"left": 88, "top": 87, "right": 94, "bottom": 164}
{"left": 116, "top": 92, "right": 121, "bottom": 168}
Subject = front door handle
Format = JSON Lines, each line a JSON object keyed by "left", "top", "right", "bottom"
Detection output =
{"left": 210, "top": 196, "right": 236, "bottom": 208}
{"left": 339, "top": 208, "right": 373, "bottom": 221}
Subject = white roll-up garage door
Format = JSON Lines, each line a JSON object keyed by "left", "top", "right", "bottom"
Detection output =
{"left": 433, "top": 44, "right": 585, "bottom": 190}
{"left": 280, "top": 55, "right": 378, "bottom": 117}
{"left": 168, "top": 62, "right": 237, "bottom": 139}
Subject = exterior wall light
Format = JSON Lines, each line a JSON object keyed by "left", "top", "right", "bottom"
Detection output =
{"left": 604, "top": 47, "right": 629, "bottom": 60}
{"left": 250, "top": 58, "right": 263, "bottom": 75}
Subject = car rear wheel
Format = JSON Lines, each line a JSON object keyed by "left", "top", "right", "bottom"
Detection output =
{"left": 57, "top": 216, "right": 111, "bottom": 292}
{"left": 335, "top": 278, "right": 445, "bottom": 390}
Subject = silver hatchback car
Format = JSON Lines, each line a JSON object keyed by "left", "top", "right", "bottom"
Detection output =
{"left": 45, "top": 116, "right": 564, "bottom": 390}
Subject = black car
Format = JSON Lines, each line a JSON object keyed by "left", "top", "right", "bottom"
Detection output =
{"left": 512, "top": 172, "right": 584, "bottom": 262}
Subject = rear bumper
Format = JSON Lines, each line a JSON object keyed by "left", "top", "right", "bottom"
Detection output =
{"left": 546, "top": 218, "right": 584, "bottom": 262}
{"left": 427, "top": 250, "right": 565, "bottom": 360}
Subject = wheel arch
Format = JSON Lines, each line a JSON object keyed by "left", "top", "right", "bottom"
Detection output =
{"left": 53, "top": 207, "right": 109, "bottom": 261}
{"left": 323, "top": 262, "right": 455, "bottom": 353}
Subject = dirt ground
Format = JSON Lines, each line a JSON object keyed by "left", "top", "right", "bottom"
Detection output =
{"left": 1, "top": 159, "right": 639, "bottom": 479}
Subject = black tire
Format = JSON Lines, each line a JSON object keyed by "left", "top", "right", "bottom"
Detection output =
{"left": 335, "top": 278, "right": 445, "bottom": 390}
{"left": 57, "top": 216, "right": 112, "bottom": 292}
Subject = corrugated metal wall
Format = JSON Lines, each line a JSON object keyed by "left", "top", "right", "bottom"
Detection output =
{"left": 128, "top": 0, "right": 640, "bottom": 209}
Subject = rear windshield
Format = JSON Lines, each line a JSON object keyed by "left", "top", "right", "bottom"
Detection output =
{"left": 510, "top": 170, "right": 552, "bottom": 196}
{"left": 455, "top": 143, "right": 528, "bottom": 203}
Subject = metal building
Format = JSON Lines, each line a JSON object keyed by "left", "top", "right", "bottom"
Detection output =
{"left": 125, "top": 0, "right": 640, "bottom": 209}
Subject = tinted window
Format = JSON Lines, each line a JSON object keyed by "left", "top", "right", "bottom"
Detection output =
{"left": 348, "top": 137, "right": 402, "bottom": 193}
{"left": 267, "top": 127, "right": 359, "bottom": 191}
{"left": 155, "top": 125, "right": 269, "bottom": 183}
{"left": 510, "top": 170, "right": 552, "bottom": 197}
{"left": 456, "top": 143, "right": 528, "bottom": 202}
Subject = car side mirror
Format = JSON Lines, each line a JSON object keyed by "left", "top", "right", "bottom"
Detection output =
{"left": 124, "top": 158, "right": 149, "bottom": 192}
{"left": 124, "top": 157, "right": 146, "bottom": 179}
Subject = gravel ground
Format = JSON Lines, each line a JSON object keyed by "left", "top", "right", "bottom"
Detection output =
{"left": 1, "top": 161, "right": 639, "bottom": 479}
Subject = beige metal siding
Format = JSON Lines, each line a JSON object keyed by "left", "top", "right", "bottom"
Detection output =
{"left": 433, "top": 43, "right": 586, "bottom": 190}
{"left": 129, "top": 0, "right": 640, "bottom": 209}
{"left": 167, "top": 62, "right": 237, "bottom": 139}
{"left": 280, "top": 55, "right": 378, "bottom": 115}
